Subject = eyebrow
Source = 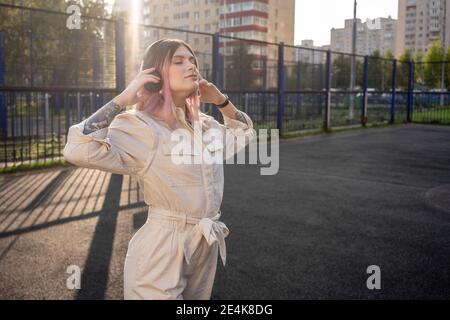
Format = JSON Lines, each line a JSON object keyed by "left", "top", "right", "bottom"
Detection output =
{"left": 173, "top": 54, "right": 195, "bottom": 60}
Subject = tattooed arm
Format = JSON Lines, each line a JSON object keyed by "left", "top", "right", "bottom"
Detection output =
{"left": 82, "top": 67, "right": 161, "bottom": 134}
{"left": 82, "top": 98, "right": 125, "bottom": 134}
{"left": 214, "top": 94, "right": 249, "bottom": 126}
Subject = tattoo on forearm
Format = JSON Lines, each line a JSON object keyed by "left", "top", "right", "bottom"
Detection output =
{"left": 83, "top": 100, "right": 125, "bottom": 134}
{"left": 234, "top": 110, "right": 248, "bottom": 126}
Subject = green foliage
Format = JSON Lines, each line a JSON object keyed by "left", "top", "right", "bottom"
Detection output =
{"left": 414, "top": 49, "right": 425, "bottom": 85}
{"left": 331, "top": 54, "right": 363, "bottom": 89}
{"left": 424, "top": 40, "right": 443, "bottom": 88}
{"left": 397, "top": 48, "right": 412, "bottom": 89}
{"left": 367, "top": 50, "right": 391, "bottom": 90}
{"left": 286, "top": 60, "right": 326, "bottom": 91}
{"left": 445, "top": 47, "right": 450, "bottom": 90}
{"left": 0, "top": 0, "right": 113, "bottom": 87}
{"left": 224, "top": 43, "right": 258, "bottom": 90}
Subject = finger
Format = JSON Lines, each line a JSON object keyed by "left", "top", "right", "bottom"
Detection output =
{"left": 140, "top": 67, "right": 156, "bottom": 75}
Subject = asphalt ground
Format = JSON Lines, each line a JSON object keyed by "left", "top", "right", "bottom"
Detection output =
{"left": 0, "top": 123, "right": 449, "bottom": 299}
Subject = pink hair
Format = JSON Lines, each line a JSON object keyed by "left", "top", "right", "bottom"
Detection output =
{"left": 133, "top": 42, "right": 201, "bottom": 131}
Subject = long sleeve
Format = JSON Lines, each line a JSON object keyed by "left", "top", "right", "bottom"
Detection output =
{"left": 63, "top": 111, "right": 156, "bottom": 176}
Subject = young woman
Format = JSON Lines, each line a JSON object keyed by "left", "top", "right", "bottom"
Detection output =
{"left": 63, "top": 39, "right": 255, "bottom": 300}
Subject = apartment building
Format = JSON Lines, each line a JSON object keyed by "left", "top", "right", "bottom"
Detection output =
{"left": 330, "top": 17, "right": 397, "bottom": 56}
{"left": 294, "top": 40, "right": 329, "bottom": 64}
{"left": 141, "top": 0, "right": 295, "bottom": 85}
{"left": 396, "top": 0, "right": 449, "bottom": 57}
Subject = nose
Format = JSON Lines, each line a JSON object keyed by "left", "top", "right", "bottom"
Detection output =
{"left": 187, "top": 62, "right": 197, "bottom": 72}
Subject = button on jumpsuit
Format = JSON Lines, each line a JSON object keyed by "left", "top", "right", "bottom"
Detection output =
{"left": 63, "top": 106, "right": 255, "bottom": 300}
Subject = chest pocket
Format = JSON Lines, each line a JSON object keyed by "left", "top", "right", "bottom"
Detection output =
{"left": 159, "top": 140, "right": 203, "bottom": 186}
{"left": 206, "top": 142, "right": 224, "bottom": 157}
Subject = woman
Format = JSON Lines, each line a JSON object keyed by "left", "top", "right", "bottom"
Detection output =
{"left": 63, "top": 39, "right": 255, "bottom": 300}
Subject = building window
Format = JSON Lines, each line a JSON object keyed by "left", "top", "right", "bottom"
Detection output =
{"left": 194, "top": 11, "right": 199, "bottom": 20}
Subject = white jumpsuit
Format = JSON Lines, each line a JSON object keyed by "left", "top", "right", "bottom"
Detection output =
{"left": 62, "top": 106, "right": 255, "bottom": 300}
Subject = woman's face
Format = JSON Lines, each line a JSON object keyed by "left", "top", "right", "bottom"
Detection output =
{"left": 168, "top": 45, "right": 199, "bottom": 95}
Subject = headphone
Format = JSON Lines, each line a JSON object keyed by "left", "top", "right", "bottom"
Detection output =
{"left": 142, "top": 40, "right": 165, "bottom": 93}
{"left": 144, "top": 69, "right": 163, "bottom": 93}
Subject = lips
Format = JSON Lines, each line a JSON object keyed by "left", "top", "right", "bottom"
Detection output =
{"left": 186, "top": 74, "right": 198, "bottom": 79}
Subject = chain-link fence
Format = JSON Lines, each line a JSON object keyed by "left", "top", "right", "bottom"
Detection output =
{"left": 0, "top": 3, "right": 449, "bottom": 167}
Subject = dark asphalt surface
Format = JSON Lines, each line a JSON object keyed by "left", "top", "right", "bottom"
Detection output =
{"left": 1, "top": 123, "right": 449, "bottom": 299}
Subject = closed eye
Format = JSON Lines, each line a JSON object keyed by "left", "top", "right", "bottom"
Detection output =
{"left": 173, "top": 57, "right": 196, "bottom": 65}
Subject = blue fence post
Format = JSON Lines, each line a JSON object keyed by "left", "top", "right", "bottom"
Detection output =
{"left": 212, "top": 33, "right": 220, "bottom": 120}
{"left": 362, "top": 55, "right": 368, "bottom": 126}
{"left": 0, "top": 31, "right": 6, "bottom": 136}
{"left": 296, "top": 60, "right": 301, "bottom": 112}
{"left": 324, "top": 50, "right": 331, "bottom": 131}
{"left": 64, "top": 93, "right": 70, "bottom": 133}
{"left": 390, "top": 59, "right": 397, "bottom": 124}
{"left": 277, "top": 42, "right": 285, "bottom": 135}
{"left": 115, "top": 19, "right": 126, "bottom": 95}
{"left": 262, "top": 57, "right": 267, "bottom": 122}
{"left": 407, "top": 61, "right": 414, "bottom": 122}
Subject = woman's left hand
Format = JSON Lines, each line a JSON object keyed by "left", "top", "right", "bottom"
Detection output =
{"left": 198, "top": 74, "right": 226, "bottom": 106}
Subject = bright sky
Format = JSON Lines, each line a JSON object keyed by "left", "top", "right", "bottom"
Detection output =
{"left": 294, "top": 0, "right": 398, "bottom": 46}
{"left": 107, "top": 0, "right": 399, "bottom": 47}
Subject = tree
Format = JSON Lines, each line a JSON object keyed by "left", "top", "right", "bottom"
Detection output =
{"left": 414, "top": 49, "right": 425, "bottom": 86}
{"left": 424, "top": 40, "right": 443, "bottom": 89}
{"left": 397, "top": 48, "right": 412, "bottom": 90}
{"left": 331, "top": 55, "right": 349, "bottom": 89}
{"left": 0, "top": 0, "right": 112, "bottom": 87}
{"left": 384, "top": 49, "right": 394, "bottom": 60}
{"left": 367, "top": 50, "right": 383, "bottom": 90}
{"left": 381, "top": 49, "right": 394, "bottom": 90}
{"left": 286, "top": 60, "right": 325, "bottom": 91}
{"left": 224, "top": 43, "right": 257, "bottom": 90}
{"left": 445, "top": 47, "right": 450, "bottom": 90}
{"left": 331, "top": 54, "right": 363, "bottom": 90}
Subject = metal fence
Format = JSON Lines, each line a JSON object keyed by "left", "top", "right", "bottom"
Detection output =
{"left": 0, "top": 3, "right": 449, "bottom": 168}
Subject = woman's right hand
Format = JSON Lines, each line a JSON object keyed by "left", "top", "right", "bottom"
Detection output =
{"left": 113, "top": 67, "right": 161, "bottom": 107}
